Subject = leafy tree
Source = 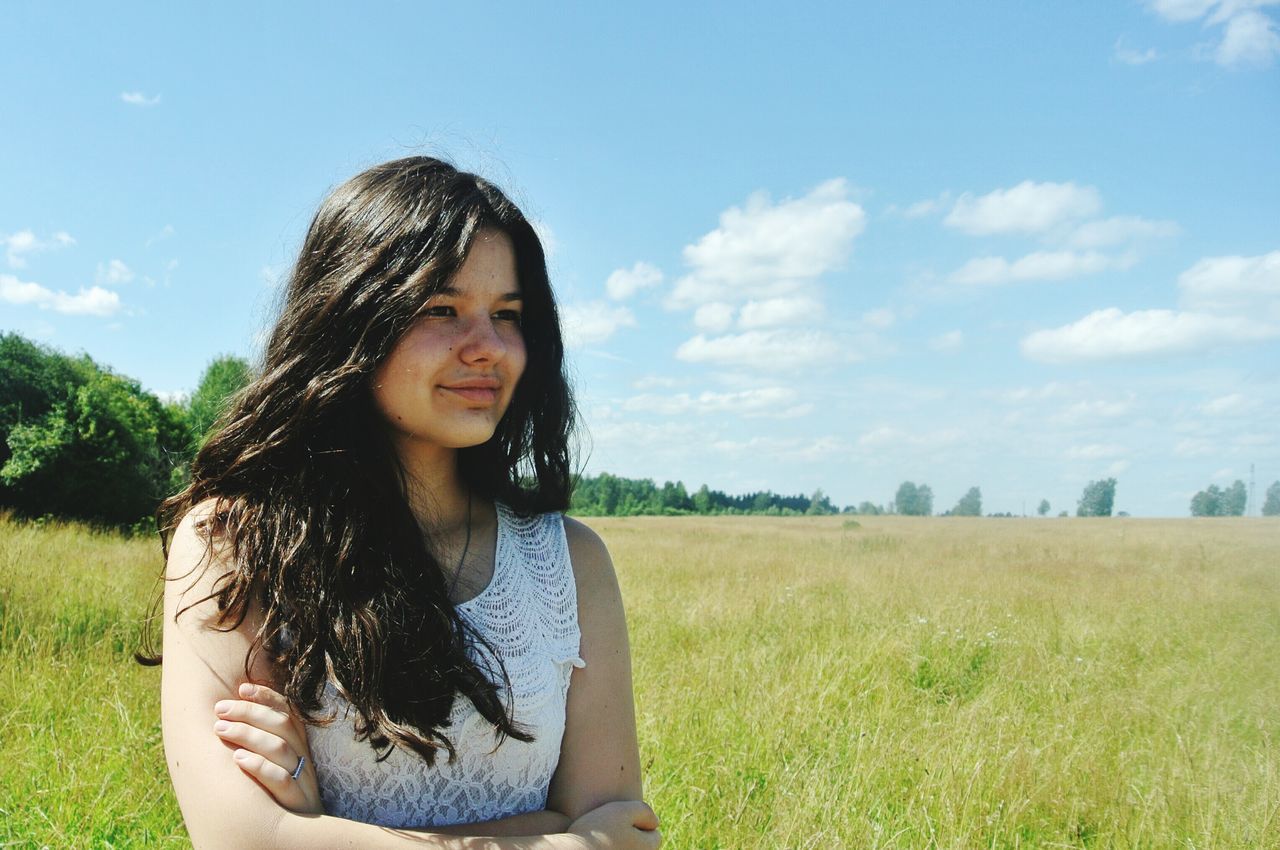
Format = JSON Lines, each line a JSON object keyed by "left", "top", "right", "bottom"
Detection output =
{"left": 1222, "top": 480, "right": 1247, "bottom": 516}
{"left": 1264, "top": 481, "right": 1280, "bottom": 517}
{"left": 1076, "top": 478, "right": 1117, "bottom": 517}
{"left": 1037, "top": 499, "right": 1050, "bottom": 516}
{"left": 1190, "top": 485, "right": 1223, "bottom": 517}
{"left": 894, "top": 481, "right": 933, "bottom": 516}
{"left": 1261, "top": 481, "right": 1280, "bottom": 516}
{"left": 692, "top": 484, "right": 712, "bottom": 514}
{"left": 951, "top": 486, "right": 982, "bottom": 517}
{"left": 805, "top": 488, "right": 836, "bottom": 515}
{"left": 856, "top": 501, "right": 882, "bottom": 516}
{"left": 2, "top": 369, "right": 189, "bottom": 524}
{"left": 187, "top": 355, "right": 252, "bottom": 449}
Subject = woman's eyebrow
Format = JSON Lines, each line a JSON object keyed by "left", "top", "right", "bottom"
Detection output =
{"left": 433, "top": 286, "right": 523, "bottom": 302}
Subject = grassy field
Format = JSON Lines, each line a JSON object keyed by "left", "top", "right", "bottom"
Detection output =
{"left": 1, "top": 513, "right": 1277, "bottom": 848}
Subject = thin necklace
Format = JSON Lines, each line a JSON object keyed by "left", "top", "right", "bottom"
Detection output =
{"left": 447, "top": 490, "right": 472, "bottom": 601}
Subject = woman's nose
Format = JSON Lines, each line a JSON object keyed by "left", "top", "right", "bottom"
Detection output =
{"left": 458, "top": 316, "right": 506, "bottom": 363}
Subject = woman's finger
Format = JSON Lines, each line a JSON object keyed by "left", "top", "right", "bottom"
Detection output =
{"left": 238, "top": 681, "right": 290, "bottom": 713}
{"left": 214, "top": 699, "right": 297, "bottom": 747}
{"left": 231, "top": 748, "right": 310, "bottom": 808}
{"left": 214, "top": 719, "right": 296, "bottom": 767}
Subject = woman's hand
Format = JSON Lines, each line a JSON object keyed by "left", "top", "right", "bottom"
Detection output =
{"left": 213, "top": 682, "right": 323, "bottom": 816}
{"left": 566, "top": 800, "right": 661, "bottom": 850}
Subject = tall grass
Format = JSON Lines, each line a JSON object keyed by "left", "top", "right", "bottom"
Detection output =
{"left": 1, "top": 513, "right": 1276, "bottom": 848}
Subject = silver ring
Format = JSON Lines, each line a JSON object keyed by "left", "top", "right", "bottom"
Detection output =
{"left": 291, "top": 755, "right": 306, "bottom": 780}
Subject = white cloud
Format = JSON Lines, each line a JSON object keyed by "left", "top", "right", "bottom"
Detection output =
{"left": 1201, "top": 392, "right": 1257, "bottom": 415}
{"left": 710, "top": 434, "right": 851, "bottom": 463}
{"left": 1114, "top": 39, "right": 1160, "bottom": 64}
{"left": 1054, "top": 396, "right": 1136, "bottom": 424}
{"left": 1216, "top": 9, "right": 1280, "bottom": 66}
{"left": 1066, "top": 216, "right": 1179, "bottom": 249}
{"left": 622, "top": 386, "right": 812, "bottom": 419}
{"left": 949, "top": 250, "right": 1122, "bottom": 285}
{"left": 120, "top": 91, "right": 162, "bottom": 106}
{"left": 145, "top": 224, "right": 175, "bottom": 248}
{"left": 855, "top": 425, "right": 964, "bottom": 452}
{"left": 738, "top": 296, "right": 823, "bottom": 329}
{"left": 929, "top": 330, "right": 964, "bottom": 352}
{"left": 605, "top": 261, "right": 663, "bottom": 300}
{"left": 4, "top": 230, "right": 75, "bottom": 268}
{"left": 944, "top": 181, "right": 1102, "bottom": 236}
{"left": 668, "top": 178, "right": 866, "bottom": 308}
{"left": 675, "top": 329, "right": 846, "bottom": 371}
{"left": 898, "top": 192, "right": 952, "bottom": 218}
{"left": 1067, "top": 443, "right": 1128, "bottom": 460}
{"left": 560, "top": 301, "right": 636, "bottom": 347}
{"left": 1147, "top": 0, "right": 1221, "bottom": 22}
{"left": 96, "top": 259, "right": 134, "bottom": 285}
{"left": 632, "top": 375, "right": 683, "bottom": 390}
{"left": 1178, "top": 250, "right": 1280, "bottom": 318}
{"left": 1145, "top": 1, "right": 1280, "bottom": 68}
{"left": 693, "top": 302, "right": 735, "bottom": 333}
{"left": 1021, "top": 307, "right": 1278, "bottom": 362}
{"left": 860, "top": 308, "right": 896, "bottom": 329}
{"left": 0, "top": 273, "right": 121, "bottom": 316}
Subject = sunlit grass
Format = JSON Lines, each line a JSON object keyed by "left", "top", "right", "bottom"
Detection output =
{"left": 1, "top": 513, "right": 1276, "bottom": 848}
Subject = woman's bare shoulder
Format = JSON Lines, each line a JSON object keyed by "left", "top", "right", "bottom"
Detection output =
{"left": 561, "top": 515, "right": 619, "bottom": 597}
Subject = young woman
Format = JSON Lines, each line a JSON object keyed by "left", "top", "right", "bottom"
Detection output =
{"left": 154, "top": 157, "right": 660, "bottom": 849}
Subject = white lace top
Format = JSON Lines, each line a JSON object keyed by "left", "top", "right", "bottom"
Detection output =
{"left": 305, "top": 504, "right": 584, "bottom": 828}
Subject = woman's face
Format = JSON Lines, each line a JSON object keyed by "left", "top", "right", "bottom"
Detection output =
{"left": 371, "top": 229, "right": 527, "bottom": 453}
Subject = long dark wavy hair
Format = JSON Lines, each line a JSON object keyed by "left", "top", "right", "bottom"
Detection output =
{"left": 140, "top": 156, "right": 575, "bottom": 765}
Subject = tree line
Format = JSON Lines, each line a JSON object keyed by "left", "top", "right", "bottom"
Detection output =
{"left": 4, "top": 332, "right": 1278, "bottom": 525}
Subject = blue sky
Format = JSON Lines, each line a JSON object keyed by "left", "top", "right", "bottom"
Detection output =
{"left": 3, "top": 2, "right": 1278, "bottom": 516}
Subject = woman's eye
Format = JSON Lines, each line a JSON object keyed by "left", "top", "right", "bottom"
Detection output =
{"left": 494, "top": 309, "right": 523, "bottom": 324}
{"left": 422, "top": 305, "right": 455, "bottom": 318}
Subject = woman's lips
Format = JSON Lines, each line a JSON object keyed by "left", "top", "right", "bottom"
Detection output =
{"left": 440, "top": 381, "right": 500, "bottom": 403}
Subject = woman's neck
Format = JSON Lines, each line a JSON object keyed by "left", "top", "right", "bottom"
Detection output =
{"left": 393, "top": 440, "right": 470, "bottom": 535}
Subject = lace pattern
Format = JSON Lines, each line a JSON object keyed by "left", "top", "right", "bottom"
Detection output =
{"left": 305, "top": 504, "right": 584, "bottom": 828}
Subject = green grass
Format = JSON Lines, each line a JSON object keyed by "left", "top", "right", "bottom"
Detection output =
{"left": 1, "top": 513, "right": 1277, "bottom": 848}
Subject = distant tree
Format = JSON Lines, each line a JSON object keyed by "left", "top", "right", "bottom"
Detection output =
{"left": 951, "top": 486, "right": 982, "bottom": 517}
{"left": 1037, "top": 499, "right": 1050, "bottom": 516}
{"left": 1264, "top": 481, "right": 1280, "bottom": 517}
{"left": 895, "top": 481, "right": 933, "bottom": 516}
{"left": 692, "top": 483, "right": 712, "bottom": 514}
{"left": 187, "top": 355, "right": 252, "bottom": 449}
{"left": 1222, "top": 480, "right": 1247, "bottom": 516}
{"left": 1076, "top": 478, "right": 1117, "bottom": 517}
{"left": 857, "top": 501, "right": 882, "bottom": 516}
{"left": 1057, "top": 510, "right": 1069, "bottom": 517}
{"left": 806, "top": 488, "right": 836, "bottom": 515}
{"left": 1190, "top": 485, "right": 1223, "bottom": 517}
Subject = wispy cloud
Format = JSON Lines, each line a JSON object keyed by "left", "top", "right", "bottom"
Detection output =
{"left": 561, "top": 301, "right": 636, "bottom": 347}
{"left": 4, "top": 230, "right": 75, "bottom": 268}
{"left": 667, "top": 178, "right": 865, "bottom": 308}
{"left": 949, "top": 250, "right": 1127, "bottom": 286}
{"left": 120, "top": 91, "right": 162, "bottom": 107}
{"left": 1, "top": 273, "right": 121, "bottom": 316}
{"left": 1020, "top": 307, "right": 1277, "bottom": 362}
{"left": 1144, "top": 0, "right": 1280, "bottom": 68}
{"left": 1177, "top": 250, "right": 1280, "bottom": 318}
{"left": 1114, "top": 38, "right": 1160, "bottom": 65}
{"left": 605, "top": 261, "right": 663, "bottom": 300}
{"left": 622, "top": 386, "right": 812, "bottom": 419}
{"left": 944, "top": 181, "right": 1102, "bottom": 236}
{"left": 96, "top": 259, "right": 134, "bottom": 285}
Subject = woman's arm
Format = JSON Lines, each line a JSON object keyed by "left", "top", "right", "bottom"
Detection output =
{"left": 545, "top": 518, "right": 646, "bottom": 821}
{"left": 161, "top": 501, "right": 609, "bottom": 850}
